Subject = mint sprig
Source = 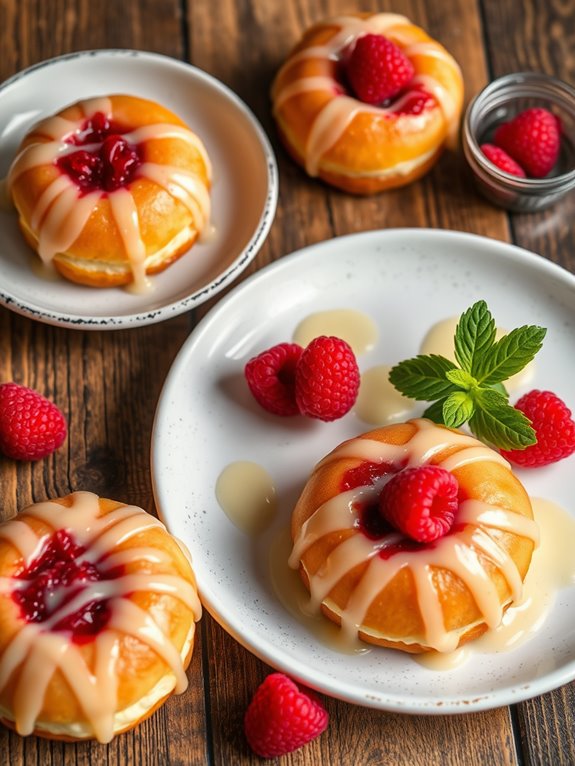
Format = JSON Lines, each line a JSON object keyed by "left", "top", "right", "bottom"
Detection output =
{"left": 388, "top": 300, "right": 546, "bottom": 450}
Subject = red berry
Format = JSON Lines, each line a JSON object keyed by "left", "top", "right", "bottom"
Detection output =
{"left": 245, "top": 343, "right": 303, "bottom": 416}
{"left": 493, "top": 107, "right": 560, "bottom": 178}
{"left": 379, "top": 466, "right": 459, "bottom": 543}
{"left": 346, "top": 33, "right": 415, "bottom": 104}
{"left": 501, "top": 390, "right": 575, "bottom": 467}
{"left": 480, "top": 143, "right": 526, "bottom": 177}
{"left": 295, "top": 336, "right": 360, "bottom": 422}
{"left": 0, "top": 383, "right": 67, "bottom": 461}
{"left": 244, "top": 673, "right": 328, "bottom": 758}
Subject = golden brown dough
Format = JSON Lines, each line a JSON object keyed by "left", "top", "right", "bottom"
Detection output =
{"left": 0, "top": 491, "right": 201, "bottom": 741}
{"left": 271, "top": 13, "right": 464, "bottom": 194}
{"left": 290, "top": 420, "right": 537, "bottom": 653}
{"left": 8, "top": 95, "right": 211, "bottom": 290}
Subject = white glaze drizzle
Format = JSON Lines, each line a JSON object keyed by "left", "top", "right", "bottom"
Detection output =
{"left": 272, "top": 13, "right": 462, "bottom": 174}
{"left": 0, "top": 491, "right": 201, "bottom": 742}
{"left": 290, "top": 419, "right": 539, "bottom": 652}
{"left": 7, "top": 98, "right": 211, "bottom": 292}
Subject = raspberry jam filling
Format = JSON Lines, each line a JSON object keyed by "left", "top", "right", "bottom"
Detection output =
{"left": 12, "top": 528, "right": 113, "bottom": 643}
{"left": 57, "top": 112, "right": 142, "bottom": 193}
{"left": 345, "top": 459, "right": 458, "bottom": 552}
{"left": 358, "top": 501, "right": 428, "bottom": 556}
{"left": 341, "top": 460, "right": 395, "bottom": 491}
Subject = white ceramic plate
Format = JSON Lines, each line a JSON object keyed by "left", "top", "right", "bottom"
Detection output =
{"left": 152, "top": 229, "right": 575, "bottom": 713}
{"left": 0, "top": 50, "right": 277, "bottom": 329}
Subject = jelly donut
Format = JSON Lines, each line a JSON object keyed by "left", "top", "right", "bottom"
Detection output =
{"left": 7, "top": 95, "right": 211, "bottom": 291}
{"left": 271, "top": 13, "right": 464, "bottom": 194}
{"left": 0, "top": 491, "right": 201, "bottom": 741}
{"left": 290, "top": 419, "right": 538, "bottom": 653}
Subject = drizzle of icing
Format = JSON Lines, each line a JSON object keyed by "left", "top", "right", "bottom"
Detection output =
{"left": 290, "top": 419, "right": 538, "bottom": 653}
{"left": 7, "top": 98, "right": 211, "bottom": 293}
{"left": 272, "top": 13, "right": 462, "bottom": 174}
{"left": 0, "top": 491, "right": 201, "bottom": 742}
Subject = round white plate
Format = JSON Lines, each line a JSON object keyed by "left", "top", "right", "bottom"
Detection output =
{"left": 0, "top": 50, "right": 277, "bottom": 329}
{"left": 152, "top": 229, "right": 575, "bottom": 713}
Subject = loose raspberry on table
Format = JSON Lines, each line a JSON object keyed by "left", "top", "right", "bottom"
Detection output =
{"left": 493, "top": 107, "right": 560, "bottom": 178}
{"left": 0, "top": 382, "right": 67, "bottom": 461}
{"left": 244, "top": 673, "right": 329, "bottom": 759}
{"left": 501, "top": 390, "right": 575, "bottom": 467}
{"left": 379, "top": 466, "right": 459, "bottom": 543}
{"left": 295, "top": 336, "right": 360, "bottom": 422}
{"left": 244, "top": 343, "right": 303, "bottom": 416}
{"left": 346, "top": 33, "right": 415, "bottom": 105}
{"left": 480, "top": 143, "right": 526, "bottom": 177}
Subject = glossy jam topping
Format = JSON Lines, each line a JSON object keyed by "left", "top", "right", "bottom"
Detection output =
{"left": 12, "top": 528, "right": 113, "bottom": 643}
{"left": 57, "top": 134, "right": 142, "bottom": 193}
{"left": 341, "top": 460, "right": 394, "bottom": 491}
{"left": 68, "top": 112, "right": 127, "bottom": 145}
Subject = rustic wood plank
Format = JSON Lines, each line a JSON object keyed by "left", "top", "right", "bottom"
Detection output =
{"left": 0, "top": 1, "right": 207, "bottom": 765}
{"left": 1, "top": 0, "right": 573, "bottom": 764}
{"left": 479, "top": 0, "right": 575, "bottom": 270}
{"left": 480, "top": 2, "right": 575, "bottom": 764}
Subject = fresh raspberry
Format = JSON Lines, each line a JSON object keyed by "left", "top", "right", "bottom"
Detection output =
{"left": 346, "top": 33, "right": 415, "bottom": 104}
{"left": 245, "top": 343, "right": 303, "bottom": 416}
{"left": 244, "top": 673, "right": 329, "bottom": 758}
{"left": 379, "top": 466, "right": 459, "bottom": 543}
{"left": 501, "top": 390, "right": 575, "bottom": 467}
{"left": 480, "top": 143, "right": 526, "bottom": 177}
{"left": 0, "top": 383, "right": 67, "bottom": 461}
{"left": 295, "top": 336, "right": 360, "bottom": 422}
{"left": 493, "top": 107, "right": 561, "bottom": 178}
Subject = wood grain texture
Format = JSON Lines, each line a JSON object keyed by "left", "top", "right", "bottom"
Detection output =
{"left": 0, "top": 0, "right": 573, "bottom": 764}
{"left": 480, "top": 2, "right": 575, "bottom": 763}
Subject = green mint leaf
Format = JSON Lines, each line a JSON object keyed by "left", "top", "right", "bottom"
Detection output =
{"left": 388, "top": 355, "right": 458, "bottom": 401}
{"left": 445, "top": 369, "right": 477, "bottom": 391}
{"left": 442, "top": 392, "right": 475, "bottom": 428}
{"left": 489, "top": 382, "right": 508, "bottom": 397}
{"left": 422, "top": 398, "right": 448, "bottom": 423}
{"left": 454, "top": 300, "right": 496, "bottom": 374}
{"left": 469, "top": 388, "right": 536, "bottom": 449}
{"left": 474, "top": 326, "right": 547, "bottom": 385}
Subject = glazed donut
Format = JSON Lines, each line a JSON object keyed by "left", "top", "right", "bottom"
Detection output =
{"left": 7, "top": 94, "right": 211, "bottom": 291}
{"left": 271, "top": 13, "right": 464, "bottom": 194}
{"left": 290, "top": 419, "right": 538, "bottom": 653}
{"left": 0, "top": 491, "right": 201, "bottom": 741}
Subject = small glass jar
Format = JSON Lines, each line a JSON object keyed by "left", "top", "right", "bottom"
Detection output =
{"left": 463, "top": 72, "right": 575, "bottom": 212}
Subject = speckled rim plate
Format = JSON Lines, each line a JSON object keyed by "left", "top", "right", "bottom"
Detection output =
{"left": 152, "top": 229, "right": 575, "bottom": 713}
{"left": 0, "top": 50, "right": 277, "bottom": 329}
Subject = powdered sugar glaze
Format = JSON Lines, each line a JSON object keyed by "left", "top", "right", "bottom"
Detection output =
{"left": 0, "top": 491, "right": 201, "bottom": 742}
{"left": 7, "top": 98, "right": 212, "bottom": 293}
{"left": 290, "top": 419, "right": 539, "bottom": 653}
{"left": 272, "top": 13, "right": 463, "bottom": 176}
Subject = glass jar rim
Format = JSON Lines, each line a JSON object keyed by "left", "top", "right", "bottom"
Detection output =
{"left": 464, "top": 71, "right": 575, "bottom": 192}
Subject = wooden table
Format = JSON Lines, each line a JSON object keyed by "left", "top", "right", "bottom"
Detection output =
{"left": 1, "top": 1, "right": 574, "bottom": 763}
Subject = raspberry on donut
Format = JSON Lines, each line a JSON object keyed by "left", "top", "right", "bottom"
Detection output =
{"left": 7, "top": 95, "right": 212, "bottom": 291}
{"left": 289, "top": 419, "right": 538, "bottom": 653}
{"left": 0, "top": 491, "right": 201, "bottom": 742}
{"left": 271, "top": 13, "right": 464, "bottom": 194}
